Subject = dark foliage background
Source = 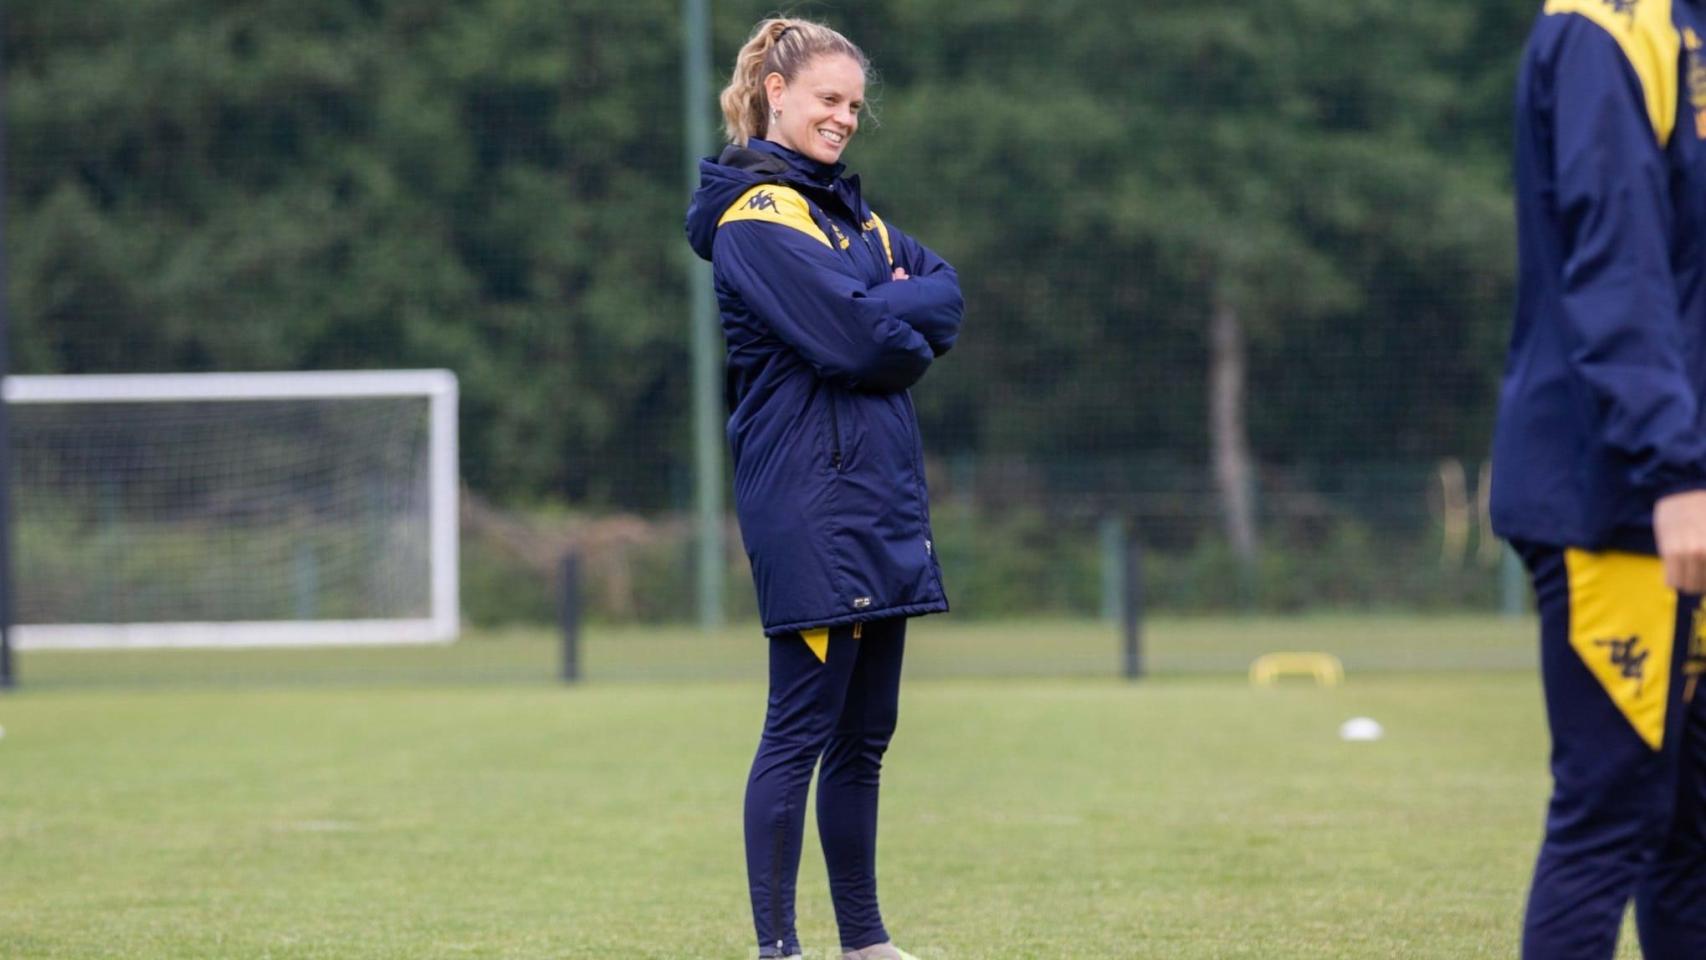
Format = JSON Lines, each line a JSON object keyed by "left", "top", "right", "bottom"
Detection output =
{"left": 5, "top": 1, "right": 1537, "bottom": 619}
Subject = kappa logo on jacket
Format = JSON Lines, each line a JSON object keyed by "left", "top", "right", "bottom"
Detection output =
{"left": 718, "top": 184, "right": 837, "bottom": 249}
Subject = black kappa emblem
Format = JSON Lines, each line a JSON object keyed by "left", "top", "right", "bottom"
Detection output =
{"left": 1594, "top": 635, "right": 1650, "bottom": 693}
{"left": 1604, "top": 0, "right": 1639, "bottom": 24}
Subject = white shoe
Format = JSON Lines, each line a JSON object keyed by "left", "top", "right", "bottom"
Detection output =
{"left": 841, "top": 944, "right": 919, "bottom": 960}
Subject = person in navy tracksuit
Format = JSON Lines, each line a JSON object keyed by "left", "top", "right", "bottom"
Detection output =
{"left": 684, "top": 17, "right": 962, "bottom": 960}
{"left": 1493, "top": 3, "right": 1706, "bottom": 957}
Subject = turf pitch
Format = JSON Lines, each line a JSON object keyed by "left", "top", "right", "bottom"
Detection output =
{"left": 0, "top": 616, "right": 1650, "bottom": 958}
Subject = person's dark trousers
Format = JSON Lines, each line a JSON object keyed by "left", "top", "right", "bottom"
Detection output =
{"left": 745, "top": 617, "right": 906, "bottom": 958}
{"left": 1517, "top": 543, "right": 1706, "bottom": 960}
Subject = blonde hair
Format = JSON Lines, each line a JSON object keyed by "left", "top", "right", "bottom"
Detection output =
{"left": 719, "top": 18, "right": 870, "bottom": 146}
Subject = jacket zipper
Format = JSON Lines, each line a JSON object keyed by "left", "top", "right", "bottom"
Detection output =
{"left": 859, "top": 227, "right": 888, "bottom": 272}
{"left": 902, "top": 392, "right": 942, "bottom": 584}
{"left": 827, "top": 392, "right": 843, "bottom": 471}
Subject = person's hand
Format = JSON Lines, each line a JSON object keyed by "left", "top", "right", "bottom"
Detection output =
{"left": 892, "top": 267, "right": 909, "bottom": 281}
{"left": 1655, "top": 490, "right": 1706, "bottom": 592}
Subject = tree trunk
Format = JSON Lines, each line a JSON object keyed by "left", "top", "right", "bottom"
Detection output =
{"left": 1210, "top": 286, "right": 1259, "bottom": 567}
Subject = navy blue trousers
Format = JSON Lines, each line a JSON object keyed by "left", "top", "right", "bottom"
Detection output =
{"left": 745, "top": 618, "right": 905, "bottom": 958}
{"left": 1519, "top": 544, "right": 1706, "bottom": 960}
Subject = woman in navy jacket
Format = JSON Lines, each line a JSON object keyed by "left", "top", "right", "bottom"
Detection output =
{"left": 685, "top": 17, "right": 962, "bottom": 960}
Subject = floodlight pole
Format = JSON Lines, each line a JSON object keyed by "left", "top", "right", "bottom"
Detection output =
{"left": 683, "top": 0, "right": 725, "bottom": 630}
{"left": 0, "top": 17, "right": 15, "bottom": 691}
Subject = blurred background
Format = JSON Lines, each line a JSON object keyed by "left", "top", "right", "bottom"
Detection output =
{"left": 2, "top": 1, "right": 1536, "bottom": 684}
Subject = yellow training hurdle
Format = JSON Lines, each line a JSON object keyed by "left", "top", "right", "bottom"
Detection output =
{"left": 1248, "top": 652, "right": 1345, "bottom": 688}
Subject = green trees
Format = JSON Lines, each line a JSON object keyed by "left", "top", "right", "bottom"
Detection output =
{"left": 6, "top": 0, "right": 1530, "bottom": 512}
{"left": 9, "top": 0, "right": 691, "bottom": 502}
{"left": 853, "top": 0, "right": 1524, "bottom": 464}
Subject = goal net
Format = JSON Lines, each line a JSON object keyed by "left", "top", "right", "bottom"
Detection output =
{"left": 6, "top": 371, "right": 459, "bottom": 649}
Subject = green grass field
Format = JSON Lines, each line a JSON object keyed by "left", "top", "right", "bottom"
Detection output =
{"left": 0, "top": 616, "right": 1649, "bottom": 958}
{"left": 12, "top": 613, "right": 1540, "bottom": 688}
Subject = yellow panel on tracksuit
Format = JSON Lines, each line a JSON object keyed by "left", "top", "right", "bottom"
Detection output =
{"left": 1545, "top": 0, "right": 1679, "bottom": 145}
{"left": 864, "top": 213, "right": 894, "bottom": 268}
{"left": 1565, "top": 548, "right": 1676, "bottom": 749}
{"left": 802, "top": 628, "right": 829, "bottom": 663}
{"left": 717, "top": 185, "right": 833, "bottom": 248}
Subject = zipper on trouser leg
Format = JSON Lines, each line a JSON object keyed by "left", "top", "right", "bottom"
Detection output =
{"left": 771, "top": 818, "right": 786, "bottom": 956}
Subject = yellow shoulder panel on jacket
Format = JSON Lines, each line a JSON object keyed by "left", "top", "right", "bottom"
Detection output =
{"left": 1545, "top": 0, "right": 1679, "bottom": 145}
{"left": 717, "top": 185, "right": 832, "bottom": 248}
{"left": 863, "top": 212, "right": 895, "bottom": 268}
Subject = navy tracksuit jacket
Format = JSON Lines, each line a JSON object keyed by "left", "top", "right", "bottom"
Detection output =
{"left": 1494, "top": 3, "right": 1706, "bottom": 957}
{"left": 686, "top": 137, "right": 960, "bottom": 637}
{"left": 1493, "top": 0, "right": 1706, "bottom": 546}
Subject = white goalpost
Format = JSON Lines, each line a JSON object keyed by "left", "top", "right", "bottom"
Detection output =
{"left": 5, "top": 370, "right": 459, "bottom": 650}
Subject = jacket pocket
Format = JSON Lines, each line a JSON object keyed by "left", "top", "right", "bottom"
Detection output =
{"left": 826, "top": 390, "right": 844, "bottom": 471}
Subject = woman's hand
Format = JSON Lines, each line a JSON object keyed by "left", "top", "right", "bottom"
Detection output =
{"left": 892, "top": 267, "right": 909, "bottom": 281}
{"left": 1655, "top": 489, "right": 1706, "bottom": 593}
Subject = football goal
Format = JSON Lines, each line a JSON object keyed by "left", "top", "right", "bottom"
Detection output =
{"left": 5, "top": 370, "right": 458, "bottom": 650}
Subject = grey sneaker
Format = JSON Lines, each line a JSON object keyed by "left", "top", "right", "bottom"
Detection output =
{"left": 841, "top": 944, "right": 919, "bottom": 960}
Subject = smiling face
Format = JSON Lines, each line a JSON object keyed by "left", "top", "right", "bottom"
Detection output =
{"left": 764, "top": 54, "right": 865, "bottom": 164}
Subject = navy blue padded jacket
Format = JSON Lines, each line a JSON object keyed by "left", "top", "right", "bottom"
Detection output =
{"left": 685, "top": 138, "right": 963, "bottom": 635}
{"left": 1493, "top": 0, "right": 1706, "bottom": 552}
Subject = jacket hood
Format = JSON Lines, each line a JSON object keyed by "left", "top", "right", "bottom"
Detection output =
{"left": 685, "top": 138, "right": 848, "bottom": 262}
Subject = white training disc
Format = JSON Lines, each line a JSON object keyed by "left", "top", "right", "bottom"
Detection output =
{"left": 1339, "top": 717, "right": 1383, "bottom": 742}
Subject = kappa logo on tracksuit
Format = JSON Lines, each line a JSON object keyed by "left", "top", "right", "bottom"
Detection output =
{"left": 1594, "top": 634, "right": 1651, "bottom": 694}
{"left": 1605, "top": 0, "right": 1639, "bottom": 22}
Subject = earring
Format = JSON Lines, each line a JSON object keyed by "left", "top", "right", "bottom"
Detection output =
{"left": 771, "top": 108, "right": 781, "bottom": 122}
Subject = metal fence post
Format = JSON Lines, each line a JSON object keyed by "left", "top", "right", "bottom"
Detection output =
{"left": 682, "top": 0, "right": 724, "bottom": 630}
{"left": 559, "top": 551, "right": 581, "bottom": 684}
{"left": 1500, "top": 543, "right": 1526, "bottom": 619}
{"left": 0, "top": 21, "right": 15, "bottom": 692}
{"left": 1099, "top": 515, "right": 1125, "bottom": 623}
{"left": 1122, "top": 534, "right": 1145, "bottom": 680}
